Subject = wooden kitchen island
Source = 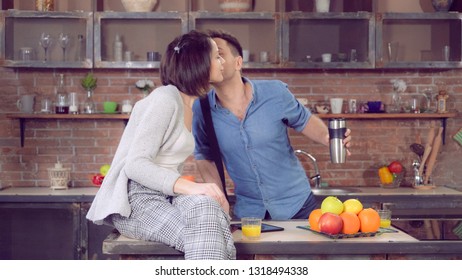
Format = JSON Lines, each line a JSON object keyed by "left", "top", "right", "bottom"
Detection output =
{"left": 1, "top": 186, "right": 461, "bottom": 259}
{"left": 103, "top": 220, "right": 462, "bottom": 260}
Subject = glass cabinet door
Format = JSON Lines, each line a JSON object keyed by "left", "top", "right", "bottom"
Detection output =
{"left": 282, "top": 12, "right": 375, "bottom": 69}
{"left": 94, "top": 12, "right": 188, "bottom": 69}
{"left": 190, "top": 11, "right": 282, "bottom": 69}
{"left": 376, "top": 12, "right": 462, "bottom": 68}
{"left": 1, "top": 10, "right": 93, "bottom": 68}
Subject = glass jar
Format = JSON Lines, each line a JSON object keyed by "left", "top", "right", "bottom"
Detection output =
{"left": 82, "top": 90, "right": 96, "bottom": 114}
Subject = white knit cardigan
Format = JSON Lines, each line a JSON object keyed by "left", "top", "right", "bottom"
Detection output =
{"left": 87, "top": 85, "right": 185, "bottom": 225}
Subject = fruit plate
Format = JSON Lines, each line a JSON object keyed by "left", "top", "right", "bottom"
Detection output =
{"left": 296, "top": 225, "right": 398, "bottom": 239}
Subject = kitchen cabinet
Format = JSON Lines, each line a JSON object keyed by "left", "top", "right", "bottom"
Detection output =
{"left": 0, "top": 9, "right": 94, "bottom": 68}
{"left": 93, "top": 11, "right": 188, "bottom": 69}
{"left": 376, "top": 12, "right": 462, "bottom": 68}
{"left": 0, "top": 187, "right": 118, "bottom": 260}
{"left": 2, "top": 0, "right": 462, "bottom": 69}
{"left": 282, "top": 11, "right": 375, "bottom": 68}
{"left": 191, "top": 11, "right": 282, "bottom": 68}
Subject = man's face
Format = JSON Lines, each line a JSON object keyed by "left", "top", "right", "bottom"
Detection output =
{"left": 213, "top": 38, "right": 241, "bottom": 82}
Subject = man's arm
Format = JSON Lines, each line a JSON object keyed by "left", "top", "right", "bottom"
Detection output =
{"left": 301, "top": 114, "right": 352, "bottom": 152}
{"left": 196, "top": 159, "right": 224, "bottom": 189}
{"left": 196, "top": 159, "right": 230, "bottom": 214}
{"left": 300, "top": 115, "right": 329, "bottom": 146}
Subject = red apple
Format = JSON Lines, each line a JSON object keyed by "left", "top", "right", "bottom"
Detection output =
{"left": 388, "top": 161, "right": 403, "bottom": 174}
{"left": 92, "top": 173, "right": 105, "bottom": 186}
{"left": 318, "top": 212, "right": 343, "bottom": 235}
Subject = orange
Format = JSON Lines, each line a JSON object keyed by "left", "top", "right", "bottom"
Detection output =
{"left": 308, "top": 208, "right": 323, "bottom": 232}
{"left": 358, "top": 208, "right": 380, "bottom": 233}
{"left": 181, "top": 175, "right": 195, "bottom": 182}
{"left": 340, "top": 212, "right": 360, "bottom": 234}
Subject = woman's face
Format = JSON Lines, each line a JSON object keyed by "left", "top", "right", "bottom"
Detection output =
{"left": 209, "top": 39, "right": 225, "bottom": 83}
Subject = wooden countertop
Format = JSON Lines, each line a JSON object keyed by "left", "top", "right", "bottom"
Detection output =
{"left": 313, "top": 186, "right": 462, "bottom": 196}
{"left": 0, "top": 186, "right": 99, "bottom": 203}
{"left": 103, "top": 220, "right": 462, "bottom": 257}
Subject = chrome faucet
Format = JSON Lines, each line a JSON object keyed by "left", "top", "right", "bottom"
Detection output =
{"left": 295, "top": 149, "right": 321, "bottom": 189}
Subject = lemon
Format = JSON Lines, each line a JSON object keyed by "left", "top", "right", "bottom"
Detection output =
{"left": 343, "top": 198, "right": 363, "bottom": 215}
{"left": 99, "top": 164, "right": 111, "bottom": 176}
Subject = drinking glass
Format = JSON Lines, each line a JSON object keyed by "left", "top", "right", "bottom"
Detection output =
{"left": 39, "top": 33, "right": 52, "bottom": 62}
{"left": 241, "top": 217, "right": 262, "bottom": 240}
{"left": 378, "top": 209, "right": 392, "bottom": 228}
{"left": 58, "top": 33, "right": 70, "bottom": 61}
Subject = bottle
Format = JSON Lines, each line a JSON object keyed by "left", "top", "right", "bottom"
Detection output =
{"left": 114, "top": 34, "right": 123, "bottom": 62}
{"left": 328, "top": 118, "right": 347, "bottom": 164}
{"left": 76, "top": 34, "right": 85, "bottom": 62}
{"left": 55, "top": 74, "right": 69, "bottom": 114}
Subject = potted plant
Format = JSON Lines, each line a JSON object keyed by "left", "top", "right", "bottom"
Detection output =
{"left": 81, "top": 72, "right": 97, "bottom": 114}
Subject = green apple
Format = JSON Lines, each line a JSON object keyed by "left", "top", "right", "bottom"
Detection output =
{"left": 99, "top": 164, "right": 110, "bottom": 176}
{"left": 321, "top": 196, "right": 344, "bottom": 215}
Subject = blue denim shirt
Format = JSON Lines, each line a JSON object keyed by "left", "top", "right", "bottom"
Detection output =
{"left": 193, "top": 79, "right": 313, "bottom": 220}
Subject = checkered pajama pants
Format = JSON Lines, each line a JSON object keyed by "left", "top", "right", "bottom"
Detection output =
{"left": 111, "top": 180, "right": 236, "bottom": 260}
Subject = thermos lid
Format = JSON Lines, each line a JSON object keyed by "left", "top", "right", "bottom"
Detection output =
{"left": 328, "top": 118, "right": 346, "bottom": 129}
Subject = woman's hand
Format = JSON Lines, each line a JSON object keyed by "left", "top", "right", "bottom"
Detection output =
{"left": 174, "top": 178, "right": 229, "bottom": 214}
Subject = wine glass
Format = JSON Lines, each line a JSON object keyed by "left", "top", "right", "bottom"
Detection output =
{"left": 39, "top": 33, "right": 52, "bottom": 62}
{"left": 58, "top": 33, "right": 70, "bottom": 61}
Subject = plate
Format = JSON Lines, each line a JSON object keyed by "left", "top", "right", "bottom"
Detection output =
{"left": 296, "top": 225, "right": 398, "bottom": 239}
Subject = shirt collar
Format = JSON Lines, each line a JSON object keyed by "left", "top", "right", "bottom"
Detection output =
{"left": 210, "top": 77, "right": 256, "bottom": 109}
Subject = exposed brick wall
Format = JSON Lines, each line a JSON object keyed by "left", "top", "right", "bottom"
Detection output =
{"left": 0, "top": 67, "right": 460, "bottom": 189}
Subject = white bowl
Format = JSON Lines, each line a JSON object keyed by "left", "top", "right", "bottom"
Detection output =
{"left": 121, "top": 0, "right": 158, "bottom": 12}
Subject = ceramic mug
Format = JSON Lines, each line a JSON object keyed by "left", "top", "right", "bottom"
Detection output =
{"left": 330, "top": 98, "right": 343, "bottom": 114}
{"left": 242, "top": 49, "right": 250, "bottom": 62}
{"left": 322, "top": 53, "right": 332, "bottom": 63}
{"left": 17, "top": 95, "right": 35, "bottom": 113}
{"left": 367, "top": 101, "right": 382, "bottom": 113}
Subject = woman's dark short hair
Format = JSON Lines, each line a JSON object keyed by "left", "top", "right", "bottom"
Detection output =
{"left": 207, "top": 29, "right": 243, "bottom": 57}
{"left": 160, "top": 30, "right": 213, "bottom": 98}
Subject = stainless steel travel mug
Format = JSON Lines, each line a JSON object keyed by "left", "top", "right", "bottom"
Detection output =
{"left": 328, "top": 118, "right": 346, "bottom": 164}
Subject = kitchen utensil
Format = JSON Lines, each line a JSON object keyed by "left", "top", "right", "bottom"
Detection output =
{"left": 410, "top": 143, "right": 425, "bottom": 159}
{"left": 424, "top": 127, "right": 443, "bottom": 184}
{"left": 453, "top": 128, "right": 462, "bottom": 146}
{"left": 418, "top": 123, "right": 436, "bottom": 176}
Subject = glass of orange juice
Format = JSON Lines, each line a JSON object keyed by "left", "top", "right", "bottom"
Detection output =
{"left": 241, "top": 217, "right": 262, "bottom": 240}
{"left": 378, "top": 209, "right": 392, "bottom": 228}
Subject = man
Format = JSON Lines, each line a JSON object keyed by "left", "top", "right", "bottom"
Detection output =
{"left": 192, "top": 30, "right": 351, "bottom": 220}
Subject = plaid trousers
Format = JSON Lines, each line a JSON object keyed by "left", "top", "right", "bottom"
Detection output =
{"left": 112, "top": 180, "right": 236, "bottom": 260}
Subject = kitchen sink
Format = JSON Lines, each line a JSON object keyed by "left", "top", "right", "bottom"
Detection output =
{"left": 311, "top": 188, "right": 362, "bottom": 195}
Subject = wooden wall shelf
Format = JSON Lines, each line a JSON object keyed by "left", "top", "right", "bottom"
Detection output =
{"left": 6, "top": 113, "right": 130, "bottom": 147}
{"left": 317, "top": 112, "right": 458, "bottom": 144}
{"left": 5, "top": 112, "right": 458, "bottom": 147}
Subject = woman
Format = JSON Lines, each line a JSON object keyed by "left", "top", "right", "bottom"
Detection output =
{"left": 86, "top": 31, "right": 235, "bottom": 260}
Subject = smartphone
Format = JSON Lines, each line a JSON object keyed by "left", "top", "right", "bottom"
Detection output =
{"left": 234, "top": 223, "right": 284, "bottom": 232}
